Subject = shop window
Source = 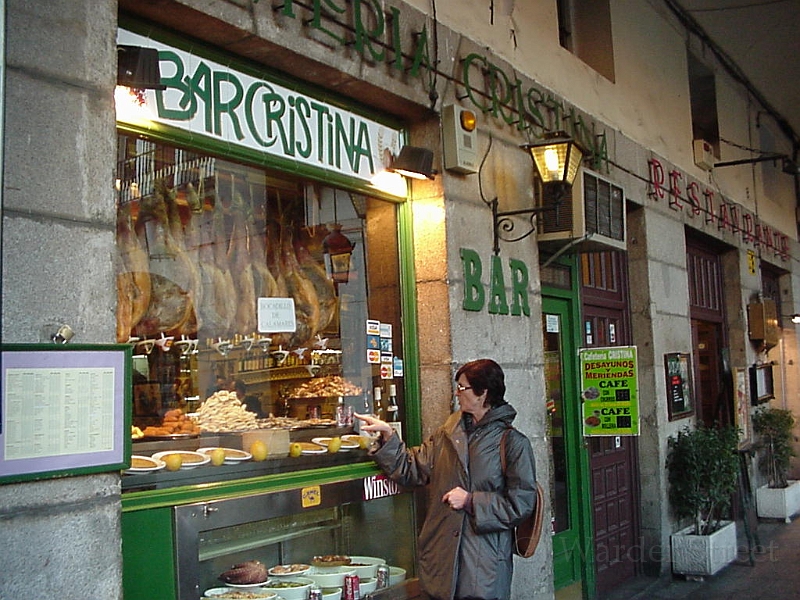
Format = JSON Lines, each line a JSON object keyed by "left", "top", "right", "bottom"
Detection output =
{"left": 688, "top": 52, "right": 720, "bottom": 155}
{"left": 556, "top": 0, "right": 616, "bottom": 81}
{"left": 117, "top": 133, "right": 406, "bottom": 467}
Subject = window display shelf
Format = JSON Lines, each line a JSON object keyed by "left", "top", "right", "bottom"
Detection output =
{"left": 238, "top": 364, "right": 338, "bottom": 384}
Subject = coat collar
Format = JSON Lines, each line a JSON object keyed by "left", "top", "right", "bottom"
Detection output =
{"left": 442, "top": 405, "right": 518, "bottom": 472}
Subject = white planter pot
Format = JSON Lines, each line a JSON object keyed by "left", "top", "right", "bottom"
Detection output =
{"left": 756, "top": 480, "right": 800, "bottom": 522}
{"left": 670, "top": 520, "right": 737, "bottom": 576}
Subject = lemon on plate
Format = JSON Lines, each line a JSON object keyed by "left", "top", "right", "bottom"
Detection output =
{"left": 250, "top": 440, "right": 268, "bottom": 461}
{"left": 164, "top": 454, "right": 183, "bottom": 471}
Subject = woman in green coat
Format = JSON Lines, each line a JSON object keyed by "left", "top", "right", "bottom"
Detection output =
{"left": 356, "top": 359, "right": 537, "bottom": 600}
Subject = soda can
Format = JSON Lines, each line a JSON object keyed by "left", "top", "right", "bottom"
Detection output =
{"left": 376, "top": 565, "right": 390, "bottom": 589}
{"left": 308, "top": 586, "right": 323, "bottom": 600}
{"left": 343, "top": 573, "right": 361, "bottom": 600}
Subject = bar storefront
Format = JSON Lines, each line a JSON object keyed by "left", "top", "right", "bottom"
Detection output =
{"left": 117, "top": 21, "right": 422, "bottom": 600}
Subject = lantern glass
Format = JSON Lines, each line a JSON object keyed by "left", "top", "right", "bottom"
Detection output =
{"left": 526, "top": 134, "right": 584, "bottom": 185}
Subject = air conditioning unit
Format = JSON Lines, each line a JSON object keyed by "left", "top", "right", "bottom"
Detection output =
{"left": 693, "top": 139, "right": 715, "bottom": 170}
{"left": 537, "top": 169, "right": 627, "bottom": 252}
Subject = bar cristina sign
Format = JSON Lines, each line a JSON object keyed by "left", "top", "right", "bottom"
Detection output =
{"left": 579, "top": 346, "right": 639, "bottom": 436}
{"left": 117, "top": 29, "right": 402, "bottom": 185}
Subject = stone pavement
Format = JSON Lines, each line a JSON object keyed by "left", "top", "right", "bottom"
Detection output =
{"left": 599, "top": 519, "right": 800, "bottom": 599}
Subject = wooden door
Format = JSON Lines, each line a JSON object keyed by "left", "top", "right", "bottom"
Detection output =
{"left": 580, "top": 252, "right": 639, "bottom": 594}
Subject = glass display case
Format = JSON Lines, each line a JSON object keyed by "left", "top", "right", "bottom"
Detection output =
{"left": 117, "top": 132, "right": 410, "bottom": 472}
{"left": 172, "top": 478, "right": 416, "bottom": 599}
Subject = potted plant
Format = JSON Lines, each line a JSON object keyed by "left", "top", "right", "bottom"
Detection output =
{"left": 666, "top": 425, "right": 739, "bottom": 576}
{"left": 752, "top": 407, "right": 800, "bottom": 522}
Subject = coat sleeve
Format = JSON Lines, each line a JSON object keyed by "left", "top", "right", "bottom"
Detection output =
{"left": 370, "top": 432, "right": 439, "bottom": 488}
{"left": 470, "top": 429, "right": 537, "bottom": 534}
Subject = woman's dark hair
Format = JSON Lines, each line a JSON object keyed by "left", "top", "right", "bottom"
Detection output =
{"left": 456, "top": 359, "right": 506, "bottom": 408}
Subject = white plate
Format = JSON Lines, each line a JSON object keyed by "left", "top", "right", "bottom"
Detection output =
{"left": 268, "top": 564, "right": 311, "bottom": 577}
{"left": 359, "top": 577, "right": 378, "bottom": 595}
{"left": 342, "top": 434, "right": 371, "bottom": 447}
{"left": 312, "top": 437, "right": 360, "bottom": 451}
{"left": 295, "top": 442, "right": 326, "bottom": 455}
{"left": 225, "top": 581, "right": 270, "bottom": 589}
{"left": 388, "top": 566, "right": 406, "bottom": 586}
{"left": 125, "top": 455, "right": 166, "bottom": 473}
{"left": 307, "top": 567, "right": 357, "bottom": 588}
{"left": 197, "top": 447, "right": 253, "bottom": 464}
{"left": 152, "top": 450, "right": 210, "bottom": 469}
{"left": 348, "top": 555, "right": 386, "bottom": 565}
{"left": 347, "top": 556, "right": 386, "bottom": 579}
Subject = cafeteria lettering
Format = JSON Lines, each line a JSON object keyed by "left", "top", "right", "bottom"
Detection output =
{"left": 584, "top": 360, "right": 635, "bottom": 370}
{"left": 460, "top": 248, "right": 531, "bottom": 316}
{"left": 648, "top": 158, "right": 789, "bottom": 260}
{"left": 156, "top": 51, "right": 375, "bottom": 175}
{"left": 601, "top": 407, "right": 631, "bottom": 416}
{"left": 585, "top": 370, "right": 635, "bottom": 379}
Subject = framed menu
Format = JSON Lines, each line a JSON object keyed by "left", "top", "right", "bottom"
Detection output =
{"left": 665, "top": 352, "right": 694, "bottom": 421}
{"left": 1, "top": 344, "right": 132, "bottom": 483}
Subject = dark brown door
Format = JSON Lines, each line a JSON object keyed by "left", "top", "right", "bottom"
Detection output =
{"left": 686, "top": 239, "right": 730, "bottom": 427}
{"left": 580, "top": 252, "right": 639, "bottom": 593}
{"left": 691, "top": 319, "right": 729, "bottom": 426}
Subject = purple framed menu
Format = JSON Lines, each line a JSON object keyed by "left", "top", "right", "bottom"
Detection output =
{"left": 1, "top": 344, "right": 132, "bottom": 483}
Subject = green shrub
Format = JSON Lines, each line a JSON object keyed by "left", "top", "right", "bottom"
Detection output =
{"left": 666, "top": 425, "right": 739, "bottom": 535}
{"left": 752, "top": 407, "right": 796, "bottom": 489}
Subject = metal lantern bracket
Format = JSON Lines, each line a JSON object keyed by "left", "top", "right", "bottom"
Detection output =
{"left": 490, "top": 182, "right": 570, "bottom": 255}
{"left": 481, "top": 131, "right": 583, "bottom": 255}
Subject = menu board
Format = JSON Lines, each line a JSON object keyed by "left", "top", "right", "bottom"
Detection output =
{"left": 0, "top": 344, "right": 132, "bottom": 483}
{"left": 579, "top": 346, "right": 639, "bottom": 436}
{"left": 665, "top": 352, "right": 694, "bottom": 421}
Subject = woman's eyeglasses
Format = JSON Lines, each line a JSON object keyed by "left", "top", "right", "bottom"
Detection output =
{"left": 455, "top": 383, "right": 472, "bottom": 392}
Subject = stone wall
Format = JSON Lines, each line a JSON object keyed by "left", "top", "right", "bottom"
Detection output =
{"left": 0, "top": 1, "right": 122, "bottom": 599}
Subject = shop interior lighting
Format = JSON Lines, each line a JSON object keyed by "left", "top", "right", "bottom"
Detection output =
{"left": 388, "top": 146, "right": 438, "bottom": 180}
{"left": 117, "top": 45, "right": 166, "bottom": 90}
{"left": 491, "top": 131, "right": 584, "bottom": 254}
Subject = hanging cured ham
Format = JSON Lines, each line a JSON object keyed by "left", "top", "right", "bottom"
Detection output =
{"left": 294, "top": 239, "right": 337, "bottom": 333}
{"left": 280, "top": 221, "right": 321, "bottom": 347}
{"left": 116, "top": 203, "right": 151, "bottom": 341}
{"left": 228, "top": 193, "right": 258, "bottom": 335}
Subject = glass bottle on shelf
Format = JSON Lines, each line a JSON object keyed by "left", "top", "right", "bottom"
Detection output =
{"left": 373, "top": 386, "right": 384, "bottom": 420}
{"left": 387, "top": 384, "right": 399, "bottom": 422}
{"left": 336, "top": 396, "right": 353, "bottom": 427}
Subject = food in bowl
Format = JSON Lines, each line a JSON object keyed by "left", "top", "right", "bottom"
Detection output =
{"left": 321, "top": 587, "right": 343, "bottom": 600}
{"left": 347, "top": 555, "right": 386, "bottom": 579}
{"left": 359, "top": 577, "right": 378, "bottom": 595}
{"left": 218, "top": 560, "right": 269, "bottom": 585}
{"left": 268, "top": 563, "right": 311, "bottom": 576}
{"left": 202, "top": 588, "right": 276, "bottom": 599}
{"left": 311, "top": 554, "right": 351, "bottom": 567}
{"left": 259, "top": 577, "right": 314, "bottom": 600}
{"left": 307, "top": 567, "right": 357, "bottom": 587}
{"left": 388, "top": 566, "right": 407, "bottom": 586}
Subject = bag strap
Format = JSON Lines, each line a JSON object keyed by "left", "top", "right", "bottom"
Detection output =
{"left": 500, "top": 428, "right": 510, "bottom": 475}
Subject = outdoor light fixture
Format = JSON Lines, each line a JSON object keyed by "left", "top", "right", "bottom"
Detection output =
{"left": 117, "top": 45, "right": 166, "bottom": 90}
{"left": 791, "top": 314, "right": 800, "bottom": 325}
{"left": 491, "top": 131, "right": 584, "bottom": 254}
{"left": 388, "top": 145, "right": 438, "bottom": 180}
{"left": 323, "top": 223, "right": 355, "bottom": 286}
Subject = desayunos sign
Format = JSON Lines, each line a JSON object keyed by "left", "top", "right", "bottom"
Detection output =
{"left": 117, "top": 29, "right": 402, "bottom": 184}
